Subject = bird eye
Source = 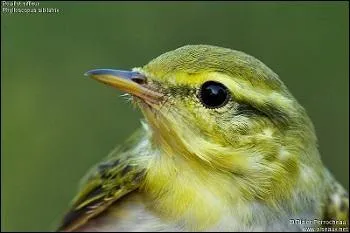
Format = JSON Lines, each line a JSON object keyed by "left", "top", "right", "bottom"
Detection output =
{"left": 199, "top": 81, "right": 230, "bottom": 108}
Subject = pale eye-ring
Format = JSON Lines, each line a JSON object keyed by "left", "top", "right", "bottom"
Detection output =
{"left": 198, "top": 81, "right": 230, "bottom": 109}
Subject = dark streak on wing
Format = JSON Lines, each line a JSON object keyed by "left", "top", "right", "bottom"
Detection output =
{"left": 121, "top": 165, "right": 132, "bottom": 176}
{"left": 57, "top": 129, "right": 149, "bottom": 232}
{"left": 322, "top": 181, "right": 349, "bottom": 228}
{"left": 57, "top": 197, "right": 104, "bottom": 232}
{"left": 98, "top": 160, "right": 121, "bottom": 179}
{"left": 57, "top": 183, "right": 108, "bottom": 231}
{"left": 78, "top": 185, "right": 104, "bottom": 204}
{"left": 134, "top": 171, "right": 145, "bottom": 183}
{"left": 57, "top": 164, "right": 147, "bottom": 231}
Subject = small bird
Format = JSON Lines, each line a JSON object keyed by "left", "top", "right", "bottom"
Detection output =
{"left": 57, "top": 45, "right": 348, "bottom": 232}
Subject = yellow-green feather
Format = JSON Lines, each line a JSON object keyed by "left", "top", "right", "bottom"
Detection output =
{"left": 59, "top": 45, "right": 348, "bottom": 231}
{"left": 57, "top": 130, "right": 148, "bottom": 232}
{"left": 322, "top": 173, "right": 349, "bottom": 229}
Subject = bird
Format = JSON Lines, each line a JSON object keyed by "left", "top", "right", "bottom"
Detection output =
{"left": 57, "top": 45, "right": 348, "bottom": 232}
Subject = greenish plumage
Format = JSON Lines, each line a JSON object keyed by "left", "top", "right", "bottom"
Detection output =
{"left": 58, "top": 45, "right": 348, "bottom": 232}
{"left": 58, "top": 129, "right": 149, "bottom": 231}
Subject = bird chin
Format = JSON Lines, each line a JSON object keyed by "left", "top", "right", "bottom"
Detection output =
{"left": 131, "top": 96, "right": 159, "bottom": 119}
{"left": 132, "top": 95, "right": 164, "bottom": 112}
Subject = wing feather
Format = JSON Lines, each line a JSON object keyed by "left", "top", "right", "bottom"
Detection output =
{"left": 322, "top": 180, "right": 349, "bottom": 229}
{"left": 57, "top": 130, "right": 148, "bottom": 232}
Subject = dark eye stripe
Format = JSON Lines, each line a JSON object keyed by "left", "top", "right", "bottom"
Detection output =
{"left": 167, "top": 85, "right": 194, "bottom": 97}
{"left": 235, "top": 103, "right": 267, "bottom": 117}
{"left": 235, "top": 101, "right": 290, "bottom": 128}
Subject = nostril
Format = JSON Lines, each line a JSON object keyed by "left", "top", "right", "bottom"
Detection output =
{"left": 132, "top": 77, "right": 146, "bottom": 85}
{"left": 131, "top": 73, "right": 147, "bottom": 85}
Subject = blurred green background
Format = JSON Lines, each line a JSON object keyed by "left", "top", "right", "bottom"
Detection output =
{"left": 1, "top": 1, "right": 349, "bottom": 231}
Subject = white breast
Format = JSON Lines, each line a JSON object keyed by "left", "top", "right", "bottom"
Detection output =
{"left": 77, "top": 193, "right": 182, "bottom": 232}
{"left": 76, "top": 192, "right": 320, "bottom": 232}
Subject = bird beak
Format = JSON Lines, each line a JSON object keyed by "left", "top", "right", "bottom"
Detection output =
{"left": 85, "top": 69, "right": 163, "bottom": 104}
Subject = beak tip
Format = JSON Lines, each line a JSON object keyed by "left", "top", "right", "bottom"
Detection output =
{"left": 84, "top": 69, "right": 99, "bottom": 78}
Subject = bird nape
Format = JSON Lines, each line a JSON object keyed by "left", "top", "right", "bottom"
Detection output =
{"left": 57, "top": 45, "right": 349, "bottom": 232}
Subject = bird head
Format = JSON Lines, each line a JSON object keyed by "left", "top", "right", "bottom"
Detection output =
{"left": 86, "top": 45, "right": 323, "bottom": 202}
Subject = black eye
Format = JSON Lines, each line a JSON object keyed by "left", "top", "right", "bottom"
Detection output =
{"left": 199, "top": 81, "right": 230, "bottom": 108}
